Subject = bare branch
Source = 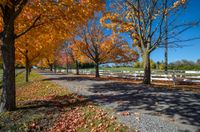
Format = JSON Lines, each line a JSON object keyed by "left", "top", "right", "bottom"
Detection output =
{"left": 15, "top": 15, "right": 42, "bottom": 39}
{"left": 168, "top": 36, "right": 200, "bottom": 44}
{"left": 14, "top": 0, "right": 28, "bottom": 18}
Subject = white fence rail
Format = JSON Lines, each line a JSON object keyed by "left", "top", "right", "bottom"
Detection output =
{"left": 59, "top": 69, "right": 200, "bottom": 84}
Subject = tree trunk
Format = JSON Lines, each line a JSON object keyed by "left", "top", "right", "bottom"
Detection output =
{"left": 95, "top": 62, "right": 100, "bottom": 78}
{"left": 54, "top": 64, "right": 57, "bottom": 73}
{"left": 50, "top": 64, "right": 53, "bottom": 71}
{"left": 25, "top": 55, "right": 29, "bottom": 82}
{"left": 143, "top": 53, "right": 151, "bottom": 84}
{"left": 76, "top": 61, "right": 79, "bottom": 75}
{"left": 66, "top": 64, "right": 69, "bottom": 74}
{"left": 0, "top": 9, "right": 16, "bottom": 112}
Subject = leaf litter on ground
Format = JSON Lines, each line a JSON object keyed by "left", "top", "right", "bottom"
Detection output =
{"left": 0, "top": 71, "right": 130, "bottom": 131}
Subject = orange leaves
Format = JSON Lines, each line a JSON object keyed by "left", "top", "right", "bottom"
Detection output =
{"left": 12, "top": 0, "right": 105, "bottom": 67}
{"left": 70, "top": 40, "right": 91, "bottom": 63}
{"left": 49, "top": 104, "right": 127, "bottom": 132}
{"left": 71, "top": 18, "right": 138, "bottom": 65}
{"left": 0, "top": 17, "right": 3, "bottom": 33}
{"left": 49, "top": 108, "right": 85, "bottom": 132}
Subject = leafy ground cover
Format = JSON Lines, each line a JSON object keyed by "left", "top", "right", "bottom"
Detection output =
{"left": 0, "top": 71, "right": 129, "bottom": 131}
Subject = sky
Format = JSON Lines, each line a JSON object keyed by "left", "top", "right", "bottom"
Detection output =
{"left": 151, "top": 0, "right": 200, "bottom": 63}
{"left": 105, "top": 0, "right": 200, "bottom": 63}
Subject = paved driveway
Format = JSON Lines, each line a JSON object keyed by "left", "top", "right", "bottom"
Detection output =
{"left": 40, "top": 72, "right": 200, "bottom": 132}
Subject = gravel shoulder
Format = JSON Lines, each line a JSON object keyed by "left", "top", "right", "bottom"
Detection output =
{"left": 40, "top": 72, "right": 200, "bottom": 132}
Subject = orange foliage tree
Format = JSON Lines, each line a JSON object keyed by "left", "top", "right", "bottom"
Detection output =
{"left": 15, "top": 24, "right": 65, "bottom": 82}
{"left": 71, "top": 13, "right": 138, "bottom": 77}
{"left": 0, "top": 0, "right": 105, "bottom": 112}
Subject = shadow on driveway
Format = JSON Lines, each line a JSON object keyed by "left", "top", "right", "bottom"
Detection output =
{"left": 86, "top": 82, "right": 200, "bottom": 127}
{"left": 41, "top": 74, "right": 200, "bottom": 129}
{"left": 42, "top": 76, "right": 110, "bottom": 82}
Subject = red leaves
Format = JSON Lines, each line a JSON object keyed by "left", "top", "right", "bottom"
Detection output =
{"left": 49, "top": 108, "right": 85, "bottom": 132}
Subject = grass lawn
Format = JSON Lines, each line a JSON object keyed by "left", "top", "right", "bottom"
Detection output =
{"left": 0, "top": 71, "right": 129, "bottom": 131}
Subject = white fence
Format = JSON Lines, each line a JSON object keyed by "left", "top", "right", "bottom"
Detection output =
{"left": 58, "top": 69, "right": 200, "bottom": 84}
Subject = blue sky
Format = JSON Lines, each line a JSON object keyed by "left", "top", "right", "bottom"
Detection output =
{"left": 105, "top": 0, "right": 200, "bottom": 63}
{"left": 151, "top": 0, "right": 200, "bottom": 63}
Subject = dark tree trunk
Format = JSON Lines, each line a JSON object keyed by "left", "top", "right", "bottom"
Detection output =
{"left": 25, "top": 55, "right": 29, "bottom": 82}
{"left": 49, "top": 64, "right": 53, "bottom": 71}
{"left": 143, "top": 53, "right": 151, "bottom": 84}
{"left": 95, "top": 62, "right": 100, "bottom": 78}
{"left": 54, "top": 64, "right": 57, "bottom": 73}
{"left": 66, "top": 64, "right": 69, "bottom": 74}
{"left": 0, "top": 9, "right": 16, "bottom": 112}
{"left": 76, "top": 61, "right": 79, "bottom": 75}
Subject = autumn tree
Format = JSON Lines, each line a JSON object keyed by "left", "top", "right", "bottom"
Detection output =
{"left": 0, "top": 0, "right": 105, "bottom": 112}
{"left": 0, "top": 0, "right": 32, "bottom": 112}
{"left": 39, "top": 42, "right": 60, "bottom": 72}
{"left": 15, "top": 24, "right": 64, "bottom": 82}
{"left": 56, "top": 41, "right": 77, "bottom": 74}
{"left": 64, "top": 40, "right": 84, "bottom": 75}
{"left": 71, "top": 13, "right": 138, "bottom": 77}
{"left": 101, "top": 0, "right": 198, "bottom": 84}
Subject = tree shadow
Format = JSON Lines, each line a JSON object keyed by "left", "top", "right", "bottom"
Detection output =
{"left": 39, "top": 72, "right": 66, "bottom": 76}
{"left": 86, "top": 82, "right": 200, "bottom": 127}
{"left": 17, "top": 95, "right": 88, "bottom": 110}
{"left": 42, "top": 76, "right": 110, "bottom": 82}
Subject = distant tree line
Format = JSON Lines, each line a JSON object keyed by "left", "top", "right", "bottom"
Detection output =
{"left": 134, "top": 59, "right": 200, "bottom": 70}
{"left": 168, "top": 59, "right": 200, "bottom": 70}
{"left": 134, "top": 60, "right": 164, "bottom": 70}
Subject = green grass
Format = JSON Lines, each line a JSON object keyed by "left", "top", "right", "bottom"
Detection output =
{"left": 16, "top": 71, "right": 42, "bottom": 87}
